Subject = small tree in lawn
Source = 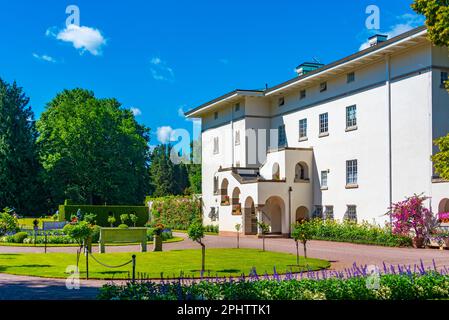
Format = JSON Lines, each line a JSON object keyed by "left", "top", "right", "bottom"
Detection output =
{"left": 120, "top": 214, "right": 129, "bottom": 226}
{"left": 63, "top": 221, "right": 93, "bottom": 268}
{"left": 187, "top": 221, "right": 206, "bottom": 273}
{"left": 235, "top": 223, "right": 241, "bottom": 249}
{"left": 107, "top": 215, "right": 116, "bottom": 227}
{"left": 130, "top": 213, "right": 138, "bottom": 227}
{"left": 291, "top": 221, "right": 313, "bottom": 264}
{"left": 257, "top": 221, "right": 270, "bottom": 252}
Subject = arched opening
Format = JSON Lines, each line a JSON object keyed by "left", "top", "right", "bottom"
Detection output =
{"left": 295, "top": 206, "right": 309, "bottom": 223}
{"left": 220, "top": 179, "right": 229, "bottom": 205}
{"left": 232, "top": 187, "right": 241, "bottom": 215}
{"left": 244, "top": 196, "right": 258, "bottom": 235}
{"left": 295, "top": 162, "right": 309, "bottom": 180}
{"left": 263, "top": 196, "right": 285, "bottom": 234}
{"left": 272, "top": 162, "right": 280, "bottom": 180}
{"left": 439, "top": 198, "right": 449, "bottom": 213}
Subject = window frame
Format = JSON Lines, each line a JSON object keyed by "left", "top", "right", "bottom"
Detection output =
{"left": 319, "top": 112, "right": 329, "bottom": 135}
{"left": 300, "top": 89, "right": 306, "bottom": 100}
{"left": 235, "top": 103, "right": 240, "bottom": 112}
{"left": 320, "top": 82, "right": 327, "bottom": 92}
{"left": 346, "top": 105, "right": 357, "bottom": 129}
{"left": 235, "top": 130, "right": 240, "bottom": 146}
{"left": 347, "top": 72, "right": 355, "bottom": 83}
{"left": 299, "top": 118, "right": 307, "bottom": 140}
{"left": 346, "top": 205, "right": 357, "bottom": 222}
{"left": 346, "top": 159, "right": 358, "bottom": 186}
{"left": 278, "top": 97, "right": 285, "bottom": 107}
{"left": 213, "top": 137, "right": 219, "bottom": 154}
{"left": 214, "top": 112, "right": 218, "bottom": 120}
{"left": 321, "top": 170, "right": 328, "bottom": 189}
{"left": 278, "top": 124, "right": 287, "bottom": 147}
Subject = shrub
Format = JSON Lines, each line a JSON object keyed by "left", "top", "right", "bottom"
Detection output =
{"left": 91, "top": 225, "right": 101, "bottom": 243}
{"left": 204, "top": 225, "right": 219, "bottom": 233}
{"left": 107, "top": 215, "right": 116, "bottom": 227}
{"left": 83, "top": 213, "right": 97, "bottom": 225}
{"left": 0, "top": 209, "right": 19, "bottom": 236}
{"left": 120, "top": 214, "right": 129, "bottom": 225}
{"left": 118, "top": 224, "right": 129, "bottom": 229}
{"left": 148, "top": 196, "right": 201, "bottom": 230}
{"left": 13, "top": 232, "right": 28, "bottom": 243}
{"left": 146, "top": 228, "right": 173, "bottom": 241}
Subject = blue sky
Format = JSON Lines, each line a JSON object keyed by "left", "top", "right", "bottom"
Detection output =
{"left": 0, "top": 0, "right": 424, "bottom": 145}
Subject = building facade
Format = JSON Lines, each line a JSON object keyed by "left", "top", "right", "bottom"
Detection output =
{"left": 185, "top": 27, "right": 449, "bottom": 237}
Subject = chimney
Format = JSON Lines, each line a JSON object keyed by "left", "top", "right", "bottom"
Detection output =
{"left": 295, "top": 62, "right": 324, "bottom": 76}
{"left": 368, "top": 34, "right": 388, "bottom": 47}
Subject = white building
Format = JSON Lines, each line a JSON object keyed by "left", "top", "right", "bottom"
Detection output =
{"left": 185, "top": 26, "right": 449, "bottom": 237}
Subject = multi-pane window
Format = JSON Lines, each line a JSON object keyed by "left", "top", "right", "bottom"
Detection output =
{"left": 320, "top": 82, "right": 327, "bottom": 92}
{"left": 321, "top": 170, "right": 328, "bottom": 188}
{"left": 313, "top": 205, "right": 323, "bottom": 219}
{"left": 213, "top": 176, "right": 219, "bottom": 194}
{"left": 347, "top": 72, "right": 355, "bottom": 83}
{"left": 214, "top": 112, "right": 218, "bottom": 120}
{"left": 235, "top": 130, "right": 240, "bottom": 146}
{"left": 346, "top": 160, "right": 358, "bottom": 185}
{"left": 346, "top": 205, "right": 357, "bottom": 222}
{"left": 213, "top": 137, "right": 219, "bottom": 154}
{"left": 300, "top": 90, "right": 306, "bottom": 100}
{"left": 235, "top": 103, "right": 240, "bottom": 112}
{"left": 278, "top": 97, "right": 285, "bottom": 107}
{"left": 278, "top": 125, "right": 286, "bottom": 147}
{"left": 346, "top": 105, "right": 357, "bottom": 128}
{"left": 319, "top": 113, "right": 328, "bottom": 134}
{"left": 324, "top": 206, "right": 334, "bottom": 220}
{"left": 442, "top": 72, "right": 448, "bottom": 87}
{"left": 299, "top": 119, "right": 307, "bottom": 139}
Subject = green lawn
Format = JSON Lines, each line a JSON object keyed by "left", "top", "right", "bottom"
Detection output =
{"left": 0, "top": 248, "right": 330, "bottom": 279}
{"left": 17, "top": 218, "right": 53, "bottom": 229}
{"left": 0, "top": 236, "right": 184, "bottom": 247}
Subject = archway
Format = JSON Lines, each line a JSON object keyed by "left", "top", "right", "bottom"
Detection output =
{"left": 263, "top": 196, "right": 285, "bottom": 234}
{"left": 439, "top": 198, "right": 449, "bottom": 213}
{"left": 295, "top": 206, "right": 309, "bottom": 223}
{"left": 295, "top": 162, "right": 309, "bottom": 180}
{"left": 243, "top": 196, "right": 257, "bottom": 235}
{"left": 232, "top": 187, "right": 241, "bottom": 215}
{"left": 272, "top": 163, "right": 280, "bottom": 180}
{"left": 220, "top": 178, "right": 229, "bottom": 204}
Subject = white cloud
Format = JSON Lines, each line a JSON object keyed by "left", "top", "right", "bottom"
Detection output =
{"left": 177, "top": 106, "right": 186, "bottom": 117}
{"left": 157, "top": 126, "right": 175, "bottom": 143}
{"left": 359, "top": 13, "right": 424, "bottom": 50}
{"left": 47, "top": 24, "right": 106, "bottom": 56}
{"left": 32, "top": 53, "right": 57, "bottom": 63}
{"left": 130, "top": 107, "right": 142, "bottom": 116}
{"left": 150, "top": 57, "right": 174, "bottom": 81}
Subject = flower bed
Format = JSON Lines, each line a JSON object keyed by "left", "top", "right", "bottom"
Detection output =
{"left": 98, "top": 262, "right": 449, "bottom": 300}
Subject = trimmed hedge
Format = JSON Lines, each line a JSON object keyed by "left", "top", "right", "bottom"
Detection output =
{"left": 148, "top": 196, "right": 201, "bottom": 230}
{"left": 98, "top": 273, "right": 449, "bottom": 300}
{"left": 58, "top": 204, "right": 149, "bottom": 227}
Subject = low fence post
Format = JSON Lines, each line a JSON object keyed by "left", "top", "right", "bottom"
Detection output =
{"left": 132, "top": 254, "right": 136, "bottom": 283}
{"left": 85, "top": 245, "right": 89, "bottom": 280}
{"left": 44, "top": 233, "right": 47, "bottom": 254}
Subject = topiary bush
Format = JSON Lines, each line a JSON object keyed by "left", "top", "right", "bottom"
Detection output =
{"left": 13, "top": 232, "right": 28, "bottom": 243}
{"left": 118, "top": 224, "right": 129, "bottom": 229}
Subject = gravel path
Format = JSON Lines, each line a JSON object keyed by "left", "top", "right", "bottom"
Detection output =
{"left": 1, "top": 232, "right": 448, "bottom": 299}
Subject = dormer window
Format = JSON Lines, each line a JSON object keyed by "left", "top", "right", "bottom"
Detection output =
{"left": 347, "top": 72, "right": 355, "bottom": 83}
{"left": 235, "top": 103, "right": 240, "bottom": 112}
{"left": 214, "top": 112, "right": 218, "bottom": 120}
{"left": 320, "top": 82, "right": 327, "bottom": 92}
{"left": 278, "top": 97, "right": 285, "bottom": 107}
{"left": 300, "top": 90, "right": 306, "bottom": 100}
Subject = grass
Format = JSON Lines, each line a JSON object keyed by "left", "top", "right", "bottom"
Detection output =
{"left": 0, "top": 248, "right": 330, "bottom": 279}
{"left": 17, "top": 218, "right": 53, "bottom": 229}
{"left": 0, "top": 237, "right": 184, "bottom": 247}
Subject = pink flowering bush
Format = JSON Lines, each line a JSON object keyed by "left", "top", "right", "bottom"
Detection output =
{"left": 389, "top": 194, "right": 435, "bottom": 242}
{"left": 438, "top": 212, "right": 449, "bottom": 223}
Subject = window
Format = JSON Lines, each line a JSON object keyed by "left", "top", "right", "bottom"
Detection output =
{"left": 213, "top": 176, "right": 219, "bottom": 194}
{"left": 321, "top": 170, "right": 328, "bottom": 188}
{"left": 319, "top": 113, "right": 328, "bottom": 135}
{"left": 214, "top": 112, "right": 218, "bottom": 120}
{"left": 299, "top": 118, "right": 307, "bottom": 140}
{"left": 235, "top": 130, "right": 240, "bottom": 146}
{"left": 300, "top": 89, "right": 306, "bottom": 100}
{"left": 295, "top": 162, "right": 309, "bottom": 181}
{"left": 208, "top": 207, "right": 219, "bottom": 222}
{"left": 235, "top": 103, "right": 240, "bottom": 112}
{"left": 441, "top": 72, "right": 448, "bottom": 87}
{"left": 313, "top": 206, "right": 323, "bottom": 219}
{"left": 213, "top": 137, "right": 219, "bottom": 154}
{"left": 320, "top": 82, "right": 327, "bottom": 92}
{"left": 278, "top": 97, "right": 285, "bottom": 107}
{"left": 324, "top": 206, "right": 334, "bottom": 220}
{"left": 347, "top": 72, "right": 355, "bottom": 83}
{"left": 346, "top": 160, "right": 358, "bottom": 185}
{"left": 278, "top": 124, "right": 286, "bottom": 147}
{"left": 346, "top": 205, "right": 357, "bottom": 222}
{"left": 346, "top": 105, "right": 357, "bottom": 129}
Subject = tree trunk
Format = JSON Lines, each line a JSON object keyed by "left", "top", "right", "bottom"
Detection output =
{"left": 237, "top": 232, "right": 239, "bottom": 249}
{"left": 303, "top": 241, "right": 307, "bottom": 260}
{"left": 262, "top": 235, "right": 265, "bottom": 252}
{"left": 200, "top": 242, "right": 205, "bottom": 273}
{"left": 296, "top": 241, "right": 299, "bottom": 265}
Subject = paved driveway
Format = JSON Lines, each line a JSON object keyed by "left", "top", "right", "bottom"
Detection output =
{"left": 1, "top": 233, "right": 449, "bottom": 299}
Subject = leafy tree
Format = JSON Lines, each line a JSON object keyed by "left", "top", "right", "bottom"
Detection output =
{"left": 235, "top": 223, "right": 241, "bottom": 249}
{"left": 291, "top": 221, "right": 314, "bottom": 262}
{"left": 120, "top": 214, "right": 129, "bottom": 225}
{"left": 63, "top": 221, "right": 93, "bottom": 267}
{"left": 0, "top": 79, "right": 43, "bottom": 214}
{"left": 149, "top": 145, "right": 175, "bottom": 197}
{"left": 107, "top": 215, "right": 116, "bottom": 227}
{"left": 187, "top": 221, "right": 206, "bottom": 272}
{"left": 433, "top": 135, "right": 449, "bottom": 180}
{"left": 37, "top": 89, "right": 150, "bottom": 207}
{"left": 0, "top": 208, "right": 19, "bottom": 236}
{"left": 257, "top": 221, "right": 270, "bottom": 252}
{"left": 187, "top": 164, "right": 202, "bottom": 194}
{"left": 83, "top": 213, "right": 97, "bottom": 225}
{"left": 130, "top": 213, "right": 138, "bottom": 227}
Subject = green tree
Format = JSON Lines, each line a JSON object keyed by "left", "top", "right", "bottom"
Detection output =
{"left": 149, "top": 144, "right": 175, "bottom": 196}
{"left": 0, "top": 79, "right": 43, "bottom": 215}
{"left": 63, "top": 221, "right": 93, "bottom": 267}
{"left": 291, "top": 221, "right": 314, "bottom": 261}
{"left": 257, "top": 221, "right": 270, "bottom": 252}
{"left": 187, "top": 164, "right": 201, "bottom": 194}
{"left": 432, "top": 135, "right": 449, "bottom": 180}
{"left": 37, "top": 89, "right": 150, "bottom": 206}
{"left": 187, "top": 221, "right": 206, "bottom": 272}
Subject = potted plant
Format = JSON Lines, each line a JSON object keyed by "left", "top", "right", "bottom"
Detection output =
{"left": 221, "top": 195, "right": 230, "bottom": 206}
